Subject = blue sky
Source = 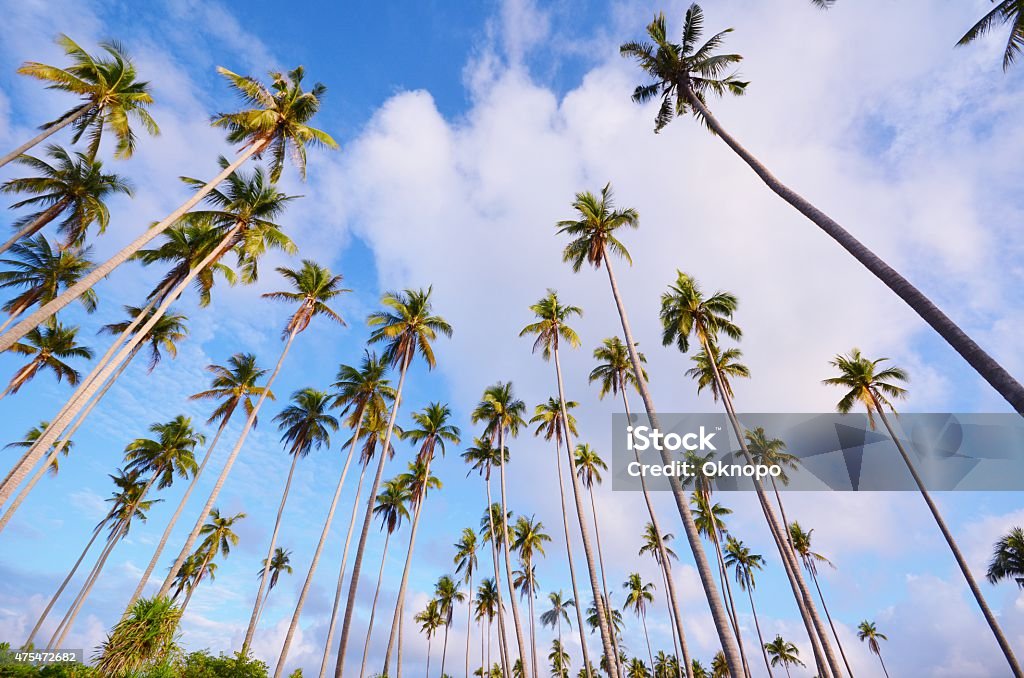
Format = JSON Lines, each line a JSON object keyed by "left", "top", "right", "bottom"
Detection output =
{"left": 1, "top": 0, "right": 1023, "bottom": 676}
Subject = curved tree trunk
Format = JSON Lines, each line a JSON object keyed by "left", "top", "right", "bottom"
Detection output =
{"left": 334, "top": 350, "right": 411, "bottom": 677}
{"left": 0, "top": 104, "right": 92, "bottom": 169}
{"left": 485, "top": 472, "right": 512, "bottom": 676}
{"left": 0, "top": 197, "right": 71, "bottom": 257}
{"left": 441, "top": 622, "right": 450, "bottom": 677}
{"left": 747, "top": 588, "right": 773, "bottom": 678}
{"left": 713, "top": 534, "right": 751, "bottom": 677}
{"left": 496, "top": 426, "right": 530, "bottom": 677}
{"left": 48, "top": 530, "right": 119, "bottom": 650}
{"left": 684, "top": 91, "right": 1024, "bottom": 413}
{"left": 808, "top": 567, "right": 854, "bottom": 677}
{"left": 359, "top": 531, "right": 393, "bottom": 678}
{"left": 876, "top": 653, "right": 890, "bottom": 678}
{"left": 526, "top": 563, "right": 537, "bottom": 678}
{"left": 465, "top": 570, "right": 474, "bottom": 678}
{"left": 587, "top": 485, "right": 621, "bottom": 671}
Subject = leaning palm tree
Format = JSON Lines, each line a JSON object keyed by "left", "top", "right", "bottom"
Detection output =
{"left": 724, "top": 536, "right": 772, "bottom": 678}
{"left": 0, "top": 64, "right": 336, "bottom": 353}
{"left": 383, "top": 403, "right": 460, "bottom": 674}
{"left": 744, "top": 427, "right": 799, "bottom": 548}
{"left": 157, "top": 261, "right": 348, "bottom": 607}
{"left": 180, "top": 508, "right": 245, "bottom": 614}
{"left": 2, "top": 319, "right": 93, "bottom": 399}
{"left": 988, "top": 527, "right": 1024, "bottom": 589}
{"left": 0, "top": 235, "right": 96, "bottom": 332}
{"left": 623, "top": 573, "right": 657, "bottom": 669}
{"left": 335, "top": 287, "right": 451, "bottom": 677}
{"left": 3, "top": 35, "right": 158, "bottom": 167}
{"left": 455, "top": 527, "right": 480, "bottom": 678}
{"left": 255, "top": 548, "right": 293, "bottom": 626}
{"left": 435, "top": 574, "right": 466, "bottom": 678}
{"left": 856, "top": 621, "right": 890, "bottom": 678}
{"left": 513, "top": 514, "right": 551, "bottom": 677}
{"left": 520, "top": 290, "right": 618, "bottom": 676}
{"left": 958, "top": 1, "right": 1024, "bottom": 70}
{"left": 93, "top": 596, "right": 180, "bottom": 676}
{"left": 557, "top": 185, "right": 737, "bottom": 676}
{"left": 765, "top": 636, "right": 804, "bottom": 678}
{"left": 0, "top": 145, "right": 132, "bottom": 254}
{"left": 824, "top": 348, "right": 1022, "bottom": 674}
{"left": 619, "top": 4, "right": 1024, "bottom": 411}
{"left": 244, "top": 387, "right": 338, "bottom": 651}
{"left": 541, "top": 592, "right": 575, "bottom": 676}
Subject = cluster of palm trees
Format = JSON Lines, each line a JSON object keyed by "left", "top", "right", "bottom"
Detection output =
{"left": 1, "top": 2, "right": 1023, "bottom": 677}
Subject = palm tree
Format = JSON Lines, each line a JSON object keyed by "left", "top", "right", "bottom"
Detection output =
{"left": 557, "top": 185, "right": 738, "bottom": 676}
{"left": 638, "top": 523, "right": 683, "bottom": 677}
{"left": 245, "top": 387, "right": 338, "bottom": 650}
{"left": 724, "top": 537, "right": 772, "bottom": 678}
{"left": 588, "top": 337, "right": 648, "bottom": 401}
{"left": 685, "top": 345, "right": 748, "bottom": 401}
{"left": 623, "top": 573, "right": 657, "bottom": 669}
{"left": 574, "top": 443, "right": 614, "bottom": 642}
{"left": 2, "top": 35, "right": 158, "bottom": 167}
{"left": 94, "top": 596, "right": 180, "bottom": 676}
{"left": 653, "top": 652, "right": 679, "bottom": 678}
{"left": 471, "top": 381, "right": 532, "bottom": 676}
{"left": 958, "top": 1, "right": 1024, "bottom": 70}
{"left": 856, "top": 621, "right": 890, "bottom": 678}
{"left": 0, "top": 145, "right": 132, "bottom": 255}
{"left": 988, "top": 527, "right": 1024, "bottom": 589}
{"left": 764, "top": 636, "right": 804, "bottom": 678}
{"left": 359, "top": 477, "right": 412, "bottom": 678}
{"left": 520, "top": 290, "right": 617, "bottom": 677}
{"left": 620, "top": 5, "right": 1024, "bottom": 411}
{"left": 2, "top": 320, "right": 92, "bottom": 399}
{"left": 709, "top": 653, "right": 728, "bottom": 678}
{"left": 416, "top": 599, "right": 445, "bottom": 678}
{"left": 661, "top": 271, "right": 839, "bottom": 676}
{"left": 825, "top": 349, "right": 1022, "bottom": 674}
{"left": 541, "top": 591, "right": 575, "bottom": 676}
{"left": 455, "top": 527, "right": 480, "bottom": 678}
{"left": 0, "top": 64, "right": 335, "bottom": 354}
{"left": 5, "top": 421, "right": 72, "bottom": 475}
{"left": 549, "top": 639, "right": 572, "bottom": 678}
{"left": 180, "top": 508, "right": 245, "bottom": 614}
{"left": 435, "top": 575, "right": 467, "bottom": 677}
{"left": 132, "top": 221, "right": 239, "bottom": 307}
{"left": 475, "top": 578, "right": 503, "bottom": 673}
{"left": 336, "top": 287, "right": 451, "bottom": 677}
{"left": 158, "top": 261, "right": 348, "bottom": 609}
{"left": 513, "top": 515, "right": 551, "bottom": 677}
{"left": 0, "top": 235, "right": 96, "bottom": 331}
{"left": 530, "top": 398, "right": 596, "bottom": 675}
{"left": 744, "top": 427, "right": 799, "bottom": 549}
{"left": 255, "top": 548, "right": 293, "bottom": 625}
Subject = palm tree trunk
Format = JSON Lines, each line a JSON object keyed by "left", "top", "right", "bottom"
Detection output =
{"left": 587, "top": 486, "right": 616, "bottom": 666}
{"left": 465, "top": 570, "right": 473, "bottom": 678}
{"left": 0, "top": 104, "right": 93, "bottom": 169}
{"left": 48, "top": 530, "right": 119, "bottom": 649}
{"left": 426, "top": 637, "right": 432, "bottom": 678}
{"left": 359, "top": 531, "right": 393, "bottom": 678}
{"left": 713, "top": 535, "right": 751, "bottom": 678}
{"left": 0, "top": 139, "right": 269, "bottom": 353}
{"left": 527, "top": 569, "right": 537, "bottom": 678}
{"left": 335, "top": 349, "right": 412, "bottom": 677}
{"left": 485, "top": 472, "right": 512, "bottom": 676}
{"left": 600, "top": 250, "right": 744, "bottom": 677}
{"left": 876, "top": 652, "right": 890, "bottom": 678}
{"left": 552, "top": 346, "right": 619, "bottom": 678}
{"left": 641, "top": 612, "right": 655, "bottom": 670}
{"left": 179, "top": 549, "right": 214, "bottom": 616}
{"left": 683, "top": 91, "right": 1024, "bottom": 412}
{"left": 496, "top": 426, "right": 531, "bottom": 677}
{"left": 747, "top": 587, "right": 773, "bottom": 678}
{"left": 322, "top": 460, "right": 370, "bottom": 678}
{"left": 550, "top": 438, "right": 593, "bottom": 678}
{"left": 156, "top": 320, "right": 300, "bottom": 603}
{"left": 275, "top": 416, "right": 365, "bottom": 677}
{"left": 873, "top": 399, "right": 1023, "bottom": 676}
{"left": 0, "top": 197, "right": 71, "bottom": 257}
{"left": 808, "top": 568, "right": 854, "bottom": 677}
{"left": 243, "top": 448, "right": 302, "bottom": 651}
{"left": 441, "top": 622, "right": 451, "bottom": 677}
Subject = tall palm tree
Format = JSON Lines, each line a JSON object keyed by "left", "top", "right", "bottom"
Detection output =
{"left": 685, "top": 345, "right": 748, "bottom": 401}
{"left": 557, "top": 185, "right": 737, "bottom": 676}
{"left": 0, "top": 145, "right": 132, "bottom": 255}
{"left": 661, "top": 271, "right": 839, "bottom": 676}
{"left": 455, "top": 527, "right": 480, "bottom": 678}
{"left": 359, "top": 477, "right": 412, "bottom": 678}
{"left": 336, "top": 287, "right": 451, "bottom": 677}
{"left": 824, "top": 349, "right": 1022, "bottom": 674}
{"left": 549, "top": 639, "right": 572, "bottom": 678}
{"left": 638, "top": 523, "right": 683, "bottom": 677}
{"left": 416, "top": 599, "right": 445, "bottom": 678}
{"left": 0, "top": 64, "right": 335, "bottom": 353}
{"left": 541, "top": 592, "right": 575, "bottom": 676}
{"left": 132, "top": 221, "right": 239, "bottom": 307}
{"left": 158, "top": 261, "right": 348, "bottom": 608}
{"left": 958, "top": 1, "right": 1024, "bottom": 70}
{"left": 530, "top": 398, "right": 596, "bottom": 676}
{"left": 255, "top": 548, "right": 293, "bottom": 625}
{"left": 856, "top": 621, "right": 890, "bottom": 678}
{"left": 744, "top": 427, "right": 799, "bottom": 550}
{"left": 244, "top": 387, "right": 338, "bottom": 650}
{"left": 435, "top": 574, "right": 466, "bottom": 678}
{"left": 764, "top": 636, "right": 804, "bottom": 678}
{"left": 0, "top": 235, "right": 96, "bottom": 331}
{"left": 476, "top": 578, "right": 502, "bottom": 673}
{"left": 724, "top": 537, "right": 772, "bottom": 678}
{"left": 620, "top": 4, "right": 1024, "bottom": 411}
{"left": 513, "top": 515, "right": 551, "bottom": 677}
{"left": 623, "top": 573, "right": 657, "bottom": 669}
{"left": 2, "top": 320, "right": 93, "bottom": 399}
{"left": 626, "top": 658, "right": 651, "bottom": 678}
{"left": 988, "top": 527, "right": 1024, "bottom": 589}
{"left": 574, "top": 443, "right": 614, "bottom": 644}
{"left": 180, "top": 508, "right": 245, "bottom": 614}
{"left": 383, "top": 402, "right": 460, "bottom": 672}
{"left": 653, "top": 652, "right": 679, "bottom": 678}
{"left": 520, "top": 291, "right": 618, "bottom": 676}
{"left": 2, "top": 35, "right": 158, "bottom": 167}
{"left": 4, "top": 421, "right": 71, "bottom": 475}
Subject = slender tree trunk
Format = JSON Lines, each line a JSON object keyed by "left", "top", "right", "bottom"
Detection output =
{"left": 658, "top": 564, "right": 682, "bottom": 678}
{"left": 873, "top": 400, "right": 1022, "bottom": 676}
{"left": 179, "top": 549, "right": 214, "bottom": 616}
{"left": 587, "top": 486, "right": 617, "bottom": 669}
{"left": 359, "top": 531, "right": 393, "bottom": 678}
{"left": 0, "top": 198, "right": 71, "bottom": 257}
{"left": 322, "top": 460, "right": 370, "bottom": 678}
{"left": 527, "top": 568, "right": 537, "bottom": 678}
{"left": 0, "top": 139, "right": 268, "bottom": 353}
{"left": 442, "top": 623, "right": 450, "bottom": 677}
{"left": 335, "top": 350, "right": 411, "bottom": 677}
{"left": 0, "top": 104, "right": 92, "bottom": 169}
{"left": 157, "top": 320, "right": 299, "bottom": 603}
{"left": 496, "top": 426, "right": 530, "bottom": 677}
{"left": 485, "top": 472, "right": 512, "bottom": 676}
{"left": 641, "top": 612, "right": 655, "bottom": 670}
{"left": 683, "top": 91, "right": 1024, "bottom": 412}
{"left": 747, "top": 587, "right": 773, "bottom": 678}
{"left": 713, "top": 535, "right": 751, "bottom": 678}
{"left": 465, "top": 570, "right": 473, "bottom": 678}
{"left": 808, "top": 568, "right": 854, "bottom": 677}
{"left": 426, "top": 637, "right": 432, "bottom": 678}
{"left": 876, "top": 653, "right": 890, "bottom": 678}
{"left": 600, "top": 251, "right": 744, "bottom": 677}
{"left": 48, "top": 530, "right": 119, "bottom": 650}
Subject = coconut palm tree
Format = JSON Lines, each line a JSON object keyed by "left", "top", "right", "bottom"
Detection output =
{"left": 416, "top": 599, "right": 445, "bottom": 677}
{"left": 435, "top": 575, "right": 466, "bottom": 677}
{"left": 988, "top": 527, "right": 1024, "bottom": 588}
{"left": 685, "top": 345, "right": 748, "bottom": 401}
{"left": 455, "top": 527, "right": 480, "bottom": 678}
{"left": 724, "top": 537, "right": 772, "bottom": 678}
{"left": 475, "top": 578, "right": 502, "bottom": 673}
{"left": 180, "top": 508, "right": 245, "bottom": 614}
{"left": 856, "top": 621, "right": 890, "bottom": 678}
{"left": 0, "top": 145, "right": 132, "bottom": 255}
{"left": 2, "top": 320, "right": 92, "bottom": 399}
{"left": 520, "top": 290, "right": 617, "bottom": 677}
{"left": 662, "top": 271, "right": 839, "bottom": 676}
{"left": 626, "top": 658, "right": 651, "bottom": 678}
{"left": 825, "top": 349, "right": 1022, "bottom": 675}
{"left": 541, "top": 591, "right": 575, "bottom": 676}
{"left": 244, "top": 387, "right": 338, "bottom": 650}
{"left": 709, "top": 653, "right": 728, "bottom": 678}
{"left": 623, "top": 573, "right": 657, "bottom": 669}
{"left": 132, "top": 221, "right": 239, "bottom": 307}
{"left": 549, "top": 639, "right": 572, "bottom": 678}
{"left": 255, "top": 548, "right": 293, "bottom": 625}
{"left": 5, "top": 421, "right": 72, "bottom": 475}
{"left": 158, "top": 261, "right": 348, "bottom": 610}
{"left": 557, "top": 185, "right": 738, "bottom": 676}
{"left": 589, "top": 337, "right": 648, "bottom": 399}
{"left": 653, "top": 652, "right": 679, "bottom": 678}
{"left": 638, "top": 523, "right": 683, "bottom": 677}
{"left": 530, "top": 398, "right": 596, "bottom": 676}
{"left": 690, "top": 660, "right": 709, "bottom": 678}
{"left": 574, "top": 443, "right": 614, "bottom": 638}
{"left": 472, "top": 381, "right": 532, "bottom": 676}
{"left": 481, "top": 501, "right": 516, "bottom": 675}
{"left": 336, "top": 287, "right": 451, "bottom": 677}
{"left": 586, "top": 596, "right": 625, "bottom": 665}
{"left": 764, "top": 636, "right": 804, "bottom": 678}
{"left": 3, "top": 35, "right": 158, "bottom": 167}
{"left": 94, "top": 596, "right": 180, "bottom": 676}
{"left": 0, "top": 64, "right": 335, "bottom": 354}
{"left": 513, "top": 515, "right": 551, "bottom": 677}
{"left": 0, "top": 235, "right": 96, "bottom": 332}
{"left": 958, "top": 1, "right": 1024, "bottom": 70}
{"left": 620, "top": 5, "right": 1024, "bottom": 411}
{"left": 744, "top": 428, "right": 799, "bottom": 548}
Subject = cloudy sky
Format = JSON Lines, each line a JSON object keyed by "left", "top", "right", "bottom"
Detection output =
{"left": 1, "top": 0, "right": 1023, "bottom": 675}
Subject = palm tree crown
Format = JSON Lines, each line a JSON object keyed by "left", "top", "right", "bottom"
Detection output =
{"left": 589, "top": 337, "right": 647, "bottom": 400}
{"left": 659, "top": 271, "right": 740, "bottom": 353}
{"left": 402, "top": 401, "right": 461, "bottom": 465}
{"left": 557, "top": 182, "right": 639, "bottom": 271}
{"left": 124, "top": 415, "right": 203, "bottom": 490}
{"left": 4, "top": 320, "right": 94, "bottom": 395}
{"left": 332, "top": 349, "right": 395, "bottom": 428}
{"left": 190, "top": 352, "right": 273, "bottom": 427}
{"left": 0, "top": 235, "right": 97, "bottom": 316}
{"left": 100, "top": 305, "right": 188, "bottom": 372}
{"left": 823, "top": 348, "right": 908, "bottom": 426}
{"left": 262, "top": 259, "right": 350, "bottom": 336}
{"left": 273, "top": 388, "right": 339, "bottom": 458}
{"left": 987, "top": 527, "right": 1024, "bottom": 588}
{"left": 957, "top": 1, "right": 1024, "bottom": 70}
{"left": 367, "top": 286, "right": 452, "bottom": 369}
{"left": 519, "top": 290, "right": 582, "bottom": 360}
